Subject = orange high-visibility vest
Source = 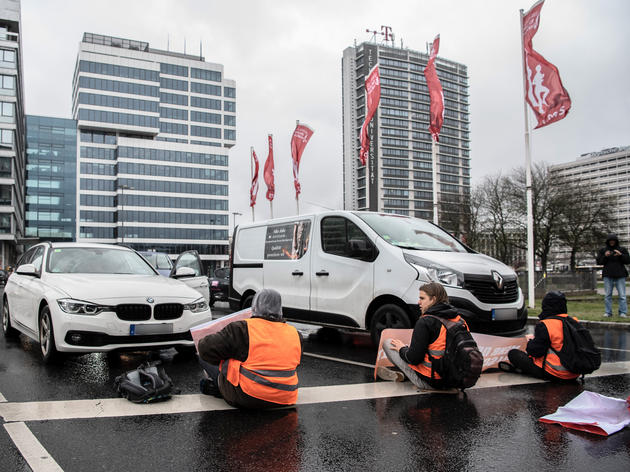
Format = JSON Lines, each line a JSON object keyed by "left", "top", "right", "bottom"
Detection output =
{"left": 409, "top": 315, "right": 465, "bottom": 379}
{"left": 220, "top": 318, "right": 301, "bottom": 405}
{"left": 532, "top": 314, "right": 580, "bottom": 380}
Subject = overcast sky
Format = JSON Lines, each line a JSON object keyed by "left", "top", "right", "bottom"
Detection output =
{"left": 21, "top": 0, "right": 630, "bottom": 224}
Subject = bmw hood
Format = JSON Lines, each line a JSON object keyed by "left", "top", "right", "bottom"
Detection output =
{"left": 46, "top": 274, "right": 202, "bottom": 303}
{"left": 403, "top": 250, "right": 516, "bottom": 277}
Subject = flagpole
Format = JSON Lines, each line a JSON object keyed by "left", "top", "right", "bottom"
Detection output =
{"left": 250, "top": 146, "right": 255, "bottom": 222}
{"left": 295, "top": 120, "right": 300, "bottom": 216}
{"left": 431, "top": 139, "right": 439, "bottom": 225}
{"left": 520, "top": 8, "right": 535, "bottom": 309}
{"left": 269, "top": 134, "right": 274, "bottom": 219}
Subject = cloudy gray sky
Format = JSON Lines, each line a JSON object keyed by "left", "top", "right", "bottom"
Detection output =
{"left": 21, "top": 0, "right": 630, "bottom": 223}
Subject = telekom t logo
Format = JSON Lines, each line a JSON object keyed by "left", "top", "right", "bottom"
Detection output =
{"left": 381, "top": 26, "right": 392, "bottom": 42}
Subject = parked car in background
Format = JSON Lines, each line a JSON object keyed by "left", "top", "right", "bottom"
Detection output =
{"left": 0, "top": 269, "right": 8, "bottom": 286}
{"left": 2, "top": 242, "right": 212, "bottom": 363}
{"left": 138, "top": 251, "right": 173, "bottom": 276}
{"left": 209, "top": 267, "right": 229, "bottom": 307}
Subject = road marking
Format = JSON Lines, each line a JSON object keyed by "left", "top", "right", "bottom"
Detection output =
{"left": 0, "top": 391, "right": 6, "bottom": 402}
{"left": 303, "top": 351, "right": 375, "bottom": 369}
{"left": 1, "top": 361, "right": 628, "bottom": 423}
{"left": 4, "top": 422, "right": 63, "bottom": 472}
{"left": 598, "top": 346, "right": 630, "bottom": 353}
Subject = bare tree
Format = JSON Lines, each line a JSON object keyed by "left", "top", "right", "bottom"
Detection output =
{"left": 479, "top": 172, "right": 517, "bottom": 264}
{"left": 556, "top": 180, "right": 616, "bottom": 270}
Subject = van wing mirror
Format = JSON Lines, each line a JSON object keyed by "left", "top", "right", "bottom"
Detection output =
{"left": 347, "top": 238, "right": 377, "bottom": 261}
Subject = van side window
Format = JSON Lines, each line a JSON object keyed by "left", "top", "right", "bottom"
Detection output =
{"left": 321, "top": 217, "right": 377, "bottom": 262}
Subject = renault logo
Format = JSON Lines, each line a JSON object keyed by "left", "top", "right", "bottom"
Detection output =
{"left": 492, "top": 271, "right": 504, "bottom": 291}
{"left": 146, "top": 297, "right": 155, "bottom": 303}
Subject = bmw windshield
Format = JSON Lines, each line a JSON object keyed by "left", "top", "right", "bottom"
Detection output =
{"left": 47, "top": 247, "right": 157, "bottom": 275}
{"left": 354, "top": 213, "right": 468, "bottom": 253}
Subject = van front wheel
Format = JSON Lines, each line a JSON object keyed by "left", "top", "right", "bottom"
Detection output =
{"left": 242, "top": 294, "right": 254, "bottom": 310}
{"left": 370, "top": 304, "right": 411, "bottom": 346}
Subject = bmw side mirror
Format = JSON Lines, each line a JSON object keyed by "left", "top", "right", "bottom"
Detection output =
{"left": 16, "top": 263, "right": 38, "bottom": 277}
{"left": 173, "top": 266, "right": 196, "bottom": 279}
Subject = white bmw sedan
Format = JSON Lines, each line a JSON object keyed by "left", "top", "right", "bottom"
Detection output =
{"left": 2, "top": 242, "right": 212, "bottom": 363}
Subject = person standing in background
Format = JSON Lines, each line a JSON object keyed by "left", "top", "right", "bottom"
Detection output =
{"left": 596, "top": 234, "right": 629, "bottom": 318}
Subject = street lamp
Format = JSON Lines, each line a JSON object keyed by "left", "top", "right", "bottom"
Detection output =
{"left": 231, "top": 211, "right": 242, "bottom": 235}
{"left": 119, "top": 184, "right": 134, "bottom": 245}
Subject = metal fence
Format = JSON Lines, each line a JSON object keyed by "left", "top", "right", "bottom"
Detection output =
{"left": 518, "top": 270, "right": 597, "bottom": 298}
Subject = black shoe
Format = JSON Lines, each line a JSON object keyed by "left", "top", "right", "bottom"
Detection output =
{"left": 200, "top": 378, "right": 222, "bottom": 397}
{"left": 498, "top": 361, "right": 517, "bottom": 373}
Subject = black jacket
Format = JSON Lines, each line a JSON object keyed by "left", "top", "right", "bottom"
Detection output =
{"left": 527, "top": 291, "right": 570, "bottom": 358}
{"left": 596, "top": 233, "right": 629, "bottom": 278}
{"left": 198, "top": 317, "right": 303, "bottom": 408}
{"left": 399, "top": 303, "right": 461, "bottom": 366}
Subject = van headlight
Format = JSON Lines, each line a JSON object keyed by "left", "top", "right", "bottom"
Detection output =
{"left": 403, "top": 254, "right": 464, "bottom": 288}
{"left": 183, "top": 298, "right": 209, "bottom": 313}
{"left": 57, "top": 298, "right": 111, "bottom": 315}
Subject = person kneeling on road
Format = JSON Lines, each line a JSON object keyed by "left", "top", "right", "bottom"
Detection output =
{"left": 380, "top": 282, "right": 471, "bottom": 391}
{"left": 502, "top": 291, "right": 581, "bottom": 382}
{"left": 197, "top": 288, "right": 303, "bottom": 408}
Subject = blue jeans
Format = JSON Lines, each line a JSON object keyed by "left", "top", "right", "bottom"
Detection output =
{"left": 604, "top": 277, "right": 627, "bottom": 315}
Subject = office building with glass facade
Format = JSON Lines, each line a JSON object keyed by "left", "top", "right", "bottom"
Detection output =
{"left": 0, "top": 0, "right": 25, "bottom": 269}
{"left": 72, "top": 33, "right": 235, "bottom": 272}
{"left": 341, "top": 42, "right": 470, "bottom": 233}
{"left": 25, "top": 115, "right": 77, "bottom": 241}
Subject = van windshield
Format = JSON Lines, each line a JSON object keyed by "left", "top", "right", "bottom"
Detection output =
{"left": 354, "top": 213, "right": 467, "bottom": 253}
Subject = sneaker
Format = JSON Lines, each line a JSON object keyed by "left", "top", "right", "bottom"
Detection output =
{"left": 199, "top": 378, "right": 221, "bottom": 397}
{"left": 498, "top": 361, "right": 517, "bottom": 373}
{"left": 620, "top": 314, "right": 628, "bottom": 318}
{"left": 604, "top": 313, "right": 613, "bottom": 318}
{"left": 377, "top": 366, "right": 405, "bottom": 382}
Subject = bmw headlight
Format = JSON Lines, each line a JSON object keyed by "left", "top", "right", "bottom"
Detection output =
{"left": 183, "top": 297, "right": 209, "bottom": 313}
{"left": 403, "top": 254, "right": 464, "bottom": 288}
{"left": 57, "top": 298, "right": 111, "bottom": 315}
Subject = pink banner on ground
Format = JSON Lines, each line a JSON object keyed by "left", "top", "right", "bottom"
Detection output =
{"left": 190, "top": 308, "right": 252, "bottom": 350}
{"left": 540, "top": 391, "right": 630, "bottom": 436}
{"left": 374, "top": 329, "right": 529, "bottom": 379}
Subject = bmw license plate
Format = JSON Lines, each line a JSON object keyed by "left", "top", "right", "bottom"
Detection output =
{"left": 130, "top": 323, "right": 173, "bottom": 335}
{"left": 491, "top": 308, "right": 517, "bottom": 320}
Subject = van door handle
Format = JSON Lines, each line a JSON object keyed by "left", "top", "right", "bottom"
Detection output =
{"left": 292, "top": 270, "right": 304, "bottom": 276}
{"left": 316, "top": 270, "right": 329, "bottom": 276}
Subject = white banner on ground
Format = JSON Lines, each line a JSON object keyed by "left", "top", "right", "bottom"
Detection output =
{"left": 374, "top": 329, "right": 530, "bottom": 379}
{"left": 190, "top": 308, "right": 252, "bottom": 350}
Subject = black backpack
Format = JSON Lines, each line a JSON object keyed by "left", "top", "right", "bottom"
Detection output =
{"left": 115, "top": 361, "right": 173, "bottom": 403}
{"left": 547, "top": 316, "right": 601, "bottom": 375}
{"left": 426, "top": 316, "right": 484, "bottom": 391}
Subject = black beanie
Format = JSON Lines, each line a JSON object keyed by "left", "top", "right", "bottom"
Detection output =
{"left": 540, "top": 291, "right": 567, "bottom": 317}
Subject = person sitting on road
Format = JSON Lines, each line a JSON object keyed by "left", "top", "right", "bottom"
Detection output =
{"left": 197, "top": 288, "right": 303, "bottom": 409}
{"left": 379, "top": 281, "right": 469, "bottom": 390}
{"left": 501, "top": 291, "right": 580, "bottom": 382}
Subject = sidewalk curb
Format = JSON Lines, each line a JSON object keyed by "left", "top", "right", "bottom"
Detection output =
{"left": 527, "top": 316, "right": 630, "bottom": 330}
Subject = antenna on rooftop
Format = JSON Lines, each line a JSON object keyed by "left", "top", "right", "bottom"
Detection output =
{"left": 200, "top": 39, "right": 202, "bottom": 60}
{"left": 167, "top": 34, "right": 170, "bottom": 52}
{"left": 184, "top": 37, "right": 186, "bottom": 54}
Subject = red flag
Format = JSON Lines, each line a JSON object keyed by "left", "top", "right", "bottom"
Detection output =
{"left": 359, "top": 65, "right": 381, "bottom": 166}
{"left": 250, "top": 148, "right": 259, "bottom": 207}
{"left": 424, "top": 35, "right": 444, "bottom": 142}
{"left": 290, "top": 123, "right": 314, "bottom": 197}
{"left": 264, "top": 134, "right": 275, "bottom": 201}
{"left": 522, "top": 0, "right": 571, "bottom": 128}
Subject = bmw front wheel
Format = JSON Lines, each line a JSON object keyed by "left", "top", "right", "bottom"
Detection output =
{"left": 2, "top": 297, "right": 19, "bottom": 338}
{"left": 39, "top": 305, "right": 60, "bottom": 363}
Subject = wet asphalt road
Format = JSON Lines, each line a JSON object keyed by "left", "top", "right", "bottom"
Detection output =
{"left": 1, "top": 302, "right": 629, "bottom": 472}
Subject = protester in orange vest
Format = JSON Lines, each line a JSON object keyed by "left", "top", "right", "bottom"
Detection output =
{"left": 379, "top": 281, "right": 468, "bottom": 390}
{"left": 198, "top": 289, "right": 303, "bottom": 408}
{"left": 501, "top": 291, "right": 580, "bottom": 381}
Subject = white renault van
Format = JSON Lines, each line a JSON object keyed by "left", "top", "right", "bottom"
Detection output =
{"left": 229, "top": 211, "right": 526, "bottom": 343}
